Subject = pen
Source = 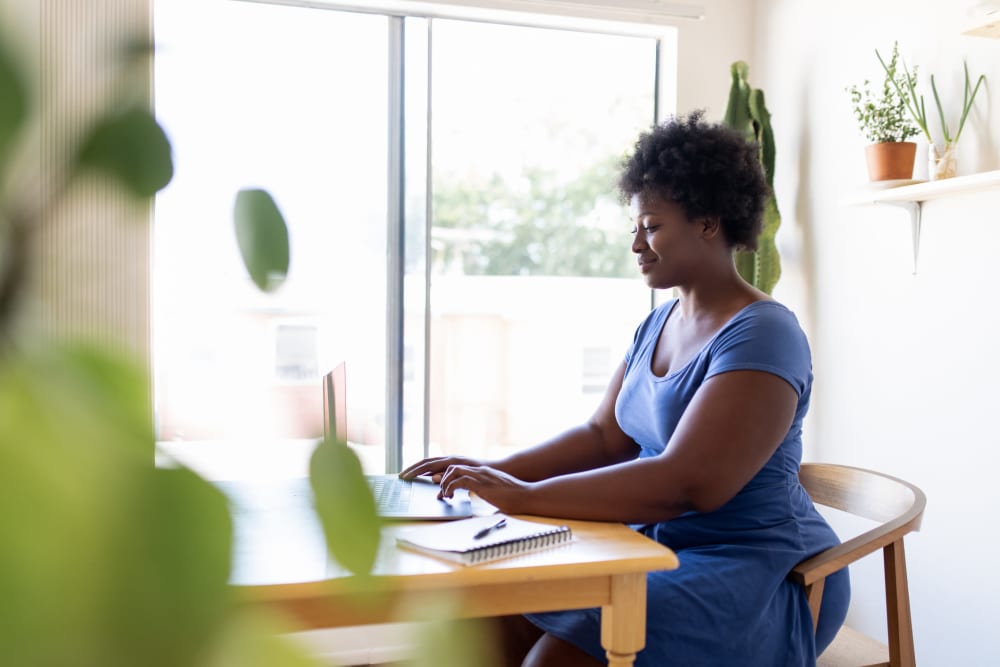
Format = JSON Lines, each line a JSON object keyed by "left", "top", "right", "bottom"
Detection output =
{"left": 473, "top": 517, "right": 507, "bottom": 540}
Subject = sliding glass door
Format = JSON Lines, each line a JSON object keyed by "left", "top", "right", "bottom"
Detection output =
{"left": 420, "top": 20, "right": 658, "bottom": 462}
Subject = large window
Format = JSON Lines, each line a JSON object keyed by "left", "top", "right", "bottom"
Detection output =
{"left": 154, "top": 0, "right": 672, "bottom": 479}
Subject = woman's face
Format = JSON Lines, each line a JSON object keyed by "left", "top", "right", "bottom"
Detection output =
{"left": 628, "top": 192, "right": 706, "bottom": 290}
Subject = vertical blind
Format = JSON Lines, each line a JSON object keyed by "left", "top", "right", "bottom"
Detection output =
{"left": 28, "top": 0, "right": 152, "bottom": 367}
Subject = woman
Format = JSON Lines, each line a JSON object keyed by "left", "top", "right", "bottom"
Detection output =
{"left": 400, "top": 111, "right": 849, "bottom": 666}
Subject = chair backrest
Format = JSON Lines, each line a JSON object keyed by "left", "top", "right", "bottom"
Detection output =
{"left": 800, "top": 463, "right": 925, "bottom": 528}
{"left": 792, "top": 463, "right": 926, "bottom": 667}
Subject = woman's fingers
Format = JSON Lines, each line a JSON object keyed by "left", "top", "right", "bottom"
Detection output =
{"left": 407, "top": 460, "right": 522, "bottom": 507}
{"left": 399, "top": 460, "right": 428, "bottom": 479}
{"left": 439, "top": 465, "right": 499, "bottom": 499}
{"left": 440, "top": 468, "right": 529, "bottom": 514}
{"left": 438, "top": 465, "right": 522, "bottom": 506}
{"left": 399, "top": 456, "right": 453, "bottom": 479}
{"left": 437, "top": 465, "right": 474, "bottom": 498}
{"left": 400, "top": 456, "right": 484, "bottom": 480}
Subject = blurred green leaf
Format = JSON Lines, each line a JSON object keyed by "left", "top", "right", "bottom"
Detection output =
{"left": 309, "top": 439, "right": 381, "bottom": 576}
{"left": 403, "top": 598, "right": 500, "bottom": 667}
{"left": 76, "top": 107, "right": 173, "bottom": 197}
{"left": 0, "top": 27, "right": 29, "bottom": 165}
{"left": 206, "top": 610, "right": 322, "bottom": 667}
{"left": 102, "top": 465, "right": 234, "bottom": 666}
{"left": 233, "top": 188, "right": 290, "bottom": 292}
{"left": 119, "top": 36, "right": 155, "bottom": 64}
{"left": 0, "top": 344, "right": 160, "bottom": 665}
{"left": 0, "top": 352, "right": 114, "bottom": 666}
{"left": 0, "top": 344, "right": 237, "bottom": 666}
{"left": 58, "top": 343, "right": 155, "bottom": 457}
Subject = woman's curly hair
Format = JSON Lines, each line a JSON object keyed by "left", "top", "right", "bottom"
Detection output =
{"left": 617, "top": 110, "right": 770, "bottom": 250}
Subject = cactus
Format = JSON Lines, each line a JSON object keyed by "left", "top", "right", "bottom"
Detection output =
{"left": 723, "top": 61, "right": 781, "bottom": 295}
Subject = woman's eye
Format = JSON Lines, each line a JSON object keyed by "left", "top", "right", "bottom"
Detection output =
{"left": 630, "top": 224, "right": 659, "bottom": 235}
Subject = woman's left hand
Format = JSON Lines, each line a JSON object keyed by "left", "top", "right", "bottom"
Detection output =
{"left": 437, "top": 464, "right": 534, "bottom": 514}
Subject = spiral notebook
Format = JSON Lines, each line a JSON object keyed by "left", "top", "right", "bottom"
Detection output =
{"left": 395, "top": 515, "right": 573, "bottom": 565}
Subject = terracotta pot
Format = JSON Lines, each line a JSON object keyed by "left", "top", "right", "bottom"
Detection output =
{"left": 864, "top": 142, "right": 917, "bottom": 181}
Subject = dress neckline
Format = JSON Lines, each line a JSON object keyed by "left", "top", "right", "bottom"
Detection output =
{"left": 648, "top": 298, "right": 775, "bottom": 380}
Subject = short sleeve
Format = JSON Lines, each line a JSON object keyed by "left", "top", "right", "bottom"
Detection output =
{"left": 705, "top": 302, "right": 812, "bottom": 397}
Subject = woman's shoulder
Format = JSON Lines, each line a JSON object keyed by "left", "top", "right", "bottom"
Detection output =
{"left": 708, "top": 299, "right": 812, "bottom": 391}
{"left": 732, "top": 299, "right": 804, "bottom": 334}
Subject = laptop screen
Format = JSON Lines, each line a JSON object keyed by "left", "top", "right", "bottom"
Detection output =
{"left": 322, "top": 362, "right": 347, "bottom": 442}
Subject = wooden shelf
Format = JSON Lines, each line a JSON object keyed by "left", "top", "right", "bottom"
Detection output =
{"left": 849, "top": 170, "right": 1000, "bottom": 205}
{"left": 846, "top": 170, "right": 1000, "bottom": 273}
{"left": 963, "top": 10, "right": 1000, "bottom": 38}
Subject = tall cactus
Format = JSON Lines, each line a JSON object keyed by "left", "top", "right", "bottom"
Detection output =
{"left": 723, "top": 61, "right": 781, "bottom": 295}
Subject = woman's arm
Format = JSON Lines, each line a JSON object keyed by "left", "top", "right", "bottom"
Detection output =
{"left": 437, "top": 369, "right": 798, "bottom": 523}
{"left": 399, "top": 361, "right": 639, "bottom": 482}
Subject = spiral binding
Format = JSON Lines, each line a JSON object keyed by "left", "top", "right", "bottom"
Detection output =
{"left": 465, "top": 525, "right": 573, "bottom": 564}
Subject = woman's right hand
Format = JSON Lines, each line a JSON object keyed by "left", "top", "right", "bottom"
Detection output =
{"left": 398, "top": 456, "right": 487, "bottom": 484}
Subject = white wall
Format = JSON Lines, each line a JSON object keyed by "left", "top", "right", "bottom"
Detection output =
{"left": 742, "top": 1, "right": 1000, "bottom": 664}
{"left": 671, "top": 1, "right": 756, "bottom": 118}
{"left": 645, "top": 0, "right": 1000, "bottom": 663}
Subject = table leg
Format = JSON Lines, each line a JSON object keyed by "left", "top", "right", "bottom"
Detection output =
{"left": 600, "top": 572, "right": 646, "bottom": 667}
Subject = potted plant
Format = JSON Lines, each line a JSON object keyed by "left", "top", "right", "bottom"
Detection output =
{"left": 846, "top": 41, "right": 920, "bottom": 181}
{"left": 877, "top": 49, "right": 986, "bottom": 180}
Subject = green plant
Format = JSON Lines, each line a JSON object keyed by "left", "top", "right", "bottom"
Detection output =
{"left": 877, "top": 48, "right": 986, "bottom": 145}
{"left": 0, "top": 20, "right": 392, "bottom": 666}
{"left": 723, "top": 61, "right": 781, "bottom": 295}
{"left": 846, "top": 42, "right": 919, "bottom": 143}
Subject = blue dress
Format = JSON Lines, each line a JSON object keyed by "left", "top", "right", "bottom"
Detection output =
{"left": 524, "top": 299, "right": 850, "bottom": 666}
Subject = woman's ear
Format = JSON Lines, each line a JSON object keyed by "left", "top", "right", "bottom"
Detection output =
{"left": 699, "top": 216, "right": 722, "bottom": 240}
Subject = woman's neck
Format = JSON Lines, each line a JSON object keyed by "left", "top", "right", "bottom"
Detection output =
{"left": 673, "top": 265, "right": 765, "bottom": 320}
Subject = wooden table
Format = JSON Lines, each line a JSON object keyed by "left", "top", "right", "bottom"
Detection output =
{"left": 223, "top": 479, "right": 679, "bottom": 667}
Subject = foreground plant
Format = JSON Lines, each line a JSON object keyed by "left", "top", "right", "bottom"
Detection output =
{"left": 0, "top": 18, "right": 383, "bottom": 666}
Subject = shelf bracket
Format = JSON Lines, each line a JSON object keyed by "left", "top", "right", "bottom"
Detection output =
{"left": 877, "top": 200, "right": 922, "bottom": 274}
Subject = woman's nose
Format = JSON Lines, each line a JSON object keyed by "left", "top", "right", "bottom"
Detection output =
{"left": 631, "top": 229, "right": 646, "bottom": 253}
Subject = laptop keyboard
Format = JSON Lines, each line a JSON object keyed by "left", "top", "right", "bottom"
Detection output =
{"left": 369, "top": 476, "right": 412, "bottom": 512}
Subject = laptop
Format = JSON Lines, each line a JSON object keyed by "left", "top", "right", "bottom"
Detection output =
{"left": 323, "top": 362, "right": 474, "bottom": 521}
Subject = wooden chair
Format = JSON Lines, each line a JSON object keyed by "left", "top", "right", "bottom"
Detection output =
{"left": 790, "top": 463, "right": 926, "bottom": 667}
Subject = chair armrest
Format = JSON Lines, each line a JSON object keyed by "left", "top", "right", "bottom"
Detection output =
{"left": 790, "top": 510, "right": 923, "bottom": 586}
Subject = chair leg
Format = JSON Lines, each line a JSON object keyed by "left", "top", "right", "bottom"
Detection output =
{"left": 804, "top": 578, "right": 825, "bottom": 633}
{"left": 883, "top": 540, "right": 916, "bottom": 667}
